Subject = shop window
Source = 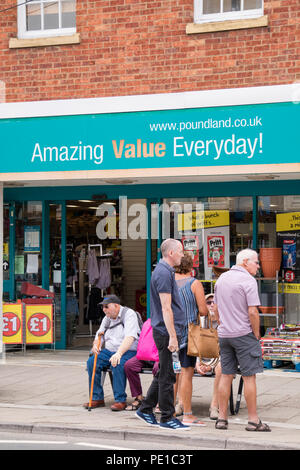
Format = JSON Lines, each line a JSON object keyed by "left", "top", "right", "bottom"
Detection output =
{"left": 162, "top": 196, "right": 253, "bottom": 285}
{"left": 14, "top": 201, "right": 43, "bottom": 299}
{"left": 258, "top": 195, "right": 300, "bottom": 326}
{"left": 194, "top": 0, "right": 264, "bottom": 23}
{"left": 17, "top": 0, "right": 76, "bottom": 39}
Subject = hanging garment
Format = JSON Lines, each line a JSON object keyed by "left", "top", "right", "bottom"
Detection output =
{"left": 87, "top": 250, "right": 99, "bottom": 285}
{"left": 95, "top": 258, "right": 111, "bottom": 289}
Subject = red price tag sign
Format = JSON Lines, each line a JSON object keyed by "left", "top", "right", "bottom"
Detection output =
{"left": 3, "top": 304, "right": 23, "bottom": 344}
{"left": 25, "top": 305, "right": 53, "bottom": 344}
{"left": 3, "top": 312, "right": 21, "bottom": 337}
{"left": 285, "top": 270, "right": 295, "bottom": 282}
{"left": 27, "top": 313, "right": 51, "bottom": 337}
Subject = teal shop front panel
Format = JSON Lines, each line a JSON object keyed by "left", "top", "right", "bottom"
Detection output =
{"left": 5, "top": 180, "right": 300, "bottom": 203}
{"left": 0, "top": 101, "right": 299, "bottom": 173}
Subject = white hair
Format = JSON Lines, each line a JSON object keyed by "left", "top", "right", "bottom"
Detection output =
{"left": 236, "top": 249, "right": 258, "bottom": 265}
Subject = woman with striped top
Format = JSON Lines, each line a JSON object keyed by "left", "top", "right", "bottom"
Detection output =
{"left": 175, "top": 252, "right": 208, "bottom": 426}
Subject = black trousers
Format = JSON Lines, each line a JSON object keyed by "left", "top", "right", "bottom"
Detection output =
{"left": 139, "top": 330, "right": 176, "bottom": 423}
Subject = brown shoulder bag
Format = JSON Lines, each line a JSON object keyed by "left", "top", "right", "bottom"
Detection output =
{"left": 187, "top": 312, "right": 219, "bottom": 365}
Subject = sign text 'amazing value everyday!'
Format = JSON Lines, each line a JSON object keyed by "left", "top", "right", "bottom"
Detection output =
{"left": 0, "top": 101, "right": 299, "bottom": 173}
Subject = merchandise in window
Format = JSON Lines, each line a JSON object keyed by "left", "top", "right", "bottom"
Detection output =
{"left": 195, "top": 0, "right": 263, "bottom": 23}
{"left": 18, "top": 0, "right": 76, "bottom": 39}
{"left": 258, "top": 195, "right": 300, "bottom": 326}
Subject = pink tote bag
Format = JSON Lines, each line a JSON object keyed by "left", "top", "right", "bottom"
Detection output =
{"left": 136, "top": 318, "right": 159, "bottom": 362}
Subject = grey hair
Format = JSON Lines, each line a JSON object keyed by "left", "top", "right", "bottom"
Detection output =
{"left": 161, "top": 238, "right": 182, "bottom": 257}
{"left": 236, "top": 248, "right": 258, "bottom": 265}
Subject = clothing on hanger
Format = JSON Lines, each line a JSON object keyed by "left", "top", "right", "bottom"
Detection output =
{"left": 87, "top": 249, "right": 99, "bottom": 285}
{"left": 95, "top": 257, "right": 111, "bottom": 289}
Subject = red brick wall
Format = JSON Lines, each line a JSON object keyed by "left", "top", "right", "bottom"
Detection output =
{"left": 1, "top": 0, "right": 299, "bottom": 102}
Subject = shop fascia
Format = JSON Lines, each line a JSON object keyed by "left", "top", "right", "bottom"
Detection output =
{"left": 1, "top": 83, "right": 300, "bottom": 174}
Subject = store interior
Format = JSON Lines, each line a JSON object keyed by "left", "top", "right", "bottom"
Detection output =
{"left": 56, "top": 199, "right": 148, "bottom": 348}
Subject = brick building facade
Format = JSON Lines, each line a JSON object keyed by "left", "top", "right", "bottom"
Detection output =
{"left": 1, "top": 1, "right": 299, "bottom": 102}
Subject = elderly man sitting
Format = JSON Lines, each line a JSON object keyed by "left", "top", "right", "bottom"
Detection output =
{"left": 83, "top": 294, "right": 141, "bottom": 411}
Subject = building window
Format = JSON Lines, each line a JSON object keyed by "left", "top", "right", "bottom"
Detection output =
{"left": 18, "top": 0, "right": 76, "bottom": 39}
{"left": 194, "top": 0, "right": 263, "bottom": 23}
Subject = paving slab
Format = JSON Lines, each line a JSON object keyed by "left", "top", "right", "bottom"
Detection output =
{"left": 0, "top": 349, "right": 300, "bottom": 450}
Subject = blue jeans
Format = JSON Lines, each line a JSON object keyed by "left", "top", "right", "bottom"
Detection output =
{"left": 87, "top": 348, "right": 136, "bottom": 403}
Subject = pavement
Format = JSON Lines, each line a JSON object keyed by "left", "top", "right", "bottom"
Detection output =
{"left": 0, "top": 347, "right": 300, "bottom": 450}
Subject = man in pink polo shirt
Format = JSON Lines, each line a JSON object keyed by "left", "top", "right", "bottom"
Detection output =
{"left": 214, "top": 249, "right": 271, "bottom": 432}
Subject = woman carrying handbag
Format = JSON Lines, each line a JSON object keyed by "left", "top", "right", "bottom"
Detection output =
{"left": 175, "top": 253, "right": 208, "bottom": 426}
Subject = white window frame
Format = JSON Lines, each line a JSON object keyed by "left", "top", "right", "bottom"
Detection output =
{"left": 194, "top": 0, "right": 264, "bottom": 24}
{"left": 18, "top": 0, "right": 76, "bottom": 39}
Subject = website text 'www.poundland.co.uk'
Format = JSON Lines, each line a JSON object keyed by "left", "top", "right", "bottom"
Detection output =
{"left": 149, "top": 115, "right": 262, "bottom": 133}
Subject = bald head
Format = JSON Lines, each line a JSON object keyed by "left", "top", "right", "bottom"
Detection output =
{"left": 160, "top": 238, "right": 184, "bottom": 268}
{"left": 161, "top": 238, "right": 182, "bottom": 257}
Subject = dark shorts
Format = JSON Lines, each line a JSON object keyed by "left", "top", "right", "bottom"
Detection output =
{"left": 179, "top": 346, "right": 197, "bottom": 368}
{"left": 219, "top": 332, "right": 264, "bottom": 376}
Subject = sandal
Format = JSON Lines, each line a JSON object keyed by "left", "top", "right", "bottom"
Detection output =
{"left": 245, "top": 419, "right": 271, "bottom": 432}
{"left": 215, "top": 419, "right": 228, "bottom": 430}
{"left": 125, "top": 398, "right": 142, "bottom": 411}
{"left": 182, "top": 414, "right": 206, "bottom": 427}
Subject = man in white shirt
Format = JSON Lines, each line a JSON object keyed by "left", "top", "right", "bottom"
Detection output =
{"left": 83, "top": 295, "right": 141, "bottom": 411}
{"left": 214, "top": 249, "right": 271, "bottom": 432}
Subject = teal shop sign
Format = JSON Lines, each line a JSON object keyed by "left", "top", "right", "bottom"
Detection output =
{"left": 0, "top": 101, "right": 299, "bottom": 173}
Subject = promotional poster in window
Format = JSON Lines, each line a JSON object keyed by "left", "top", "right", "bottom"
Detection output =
{"left": 276, "top": 212, "right": 300, "bottom": 282}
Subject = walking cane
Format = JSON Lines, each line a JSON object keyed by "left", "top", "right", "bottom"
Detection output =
{"left": 88, "top": 332, "right": 104, "bottom": 412}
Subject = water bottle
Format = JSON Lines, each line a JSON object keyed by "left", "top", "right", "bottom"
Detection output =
{"left": 172, "top": 351, "right": 181, "bottom": 373}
